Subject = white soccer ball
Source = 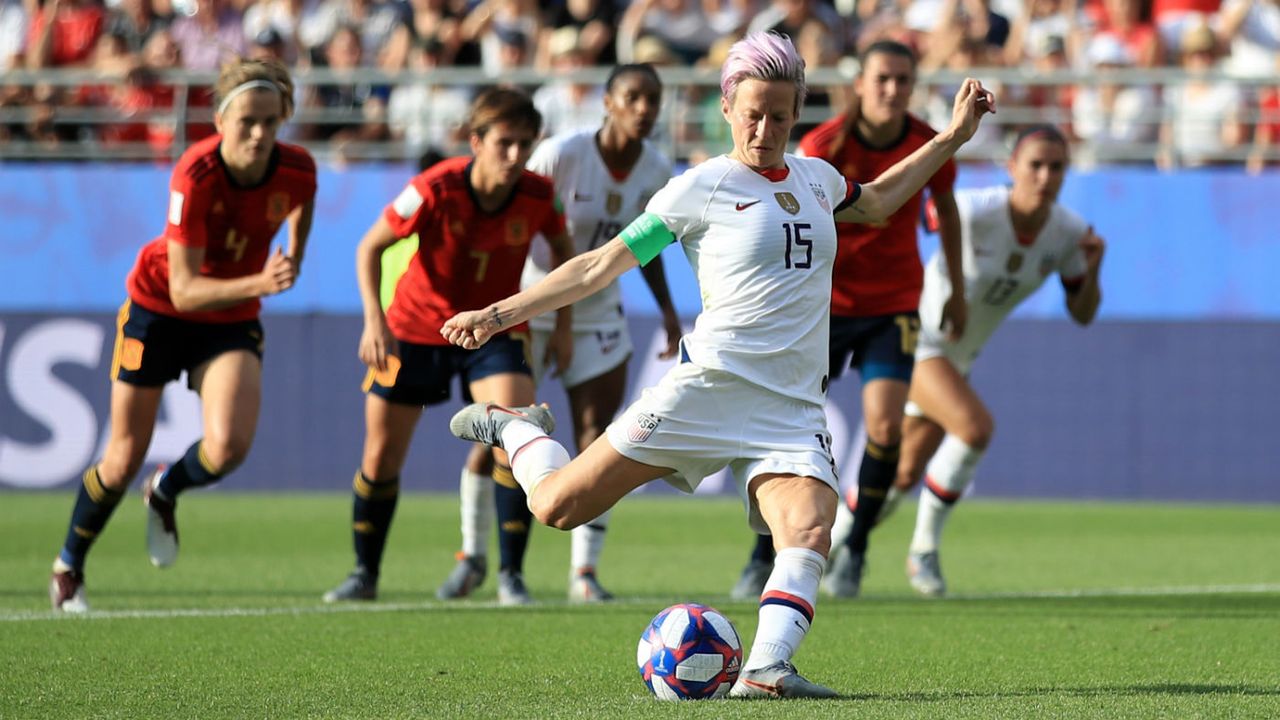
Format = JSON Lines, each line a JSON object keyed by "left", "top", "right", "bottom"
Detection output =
{"left": 636, "top": 603, "right": 742, "bottom": 700}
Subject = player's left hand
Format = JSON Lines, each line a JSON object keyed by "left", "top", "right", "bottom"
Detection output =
{"left": 547, "top": 323, "right": 574, "bottom": 378}
{"left": 1080, "top": 226, "right": 1105, "bottom": 273}
{"left": 657, "top": 309, "right": 682, "bottom": 360}
{"left": 441, "top": 309, "right": 497, "bottom": 349}
{"left": 941, "top": 293, "right": 968, "bottom": 341}
{"left": 948, "top": 78, "right": 997, "bottom": 144}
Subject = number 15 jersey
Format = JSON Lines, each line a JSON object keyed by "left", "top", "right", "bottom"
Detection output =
{"left": 645, "top": 154, "right": 856, "bottom": 406}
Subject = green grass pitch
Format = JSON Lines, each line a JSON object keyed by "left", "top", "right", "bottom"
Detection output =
{"left": 2, "top": 492, "right": 1278, "bottom": 718}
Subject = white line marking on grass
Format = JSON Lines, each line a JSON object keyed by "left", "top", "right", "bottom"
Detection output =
{"left": 6, "top": 584, "right": 1279, "bottom": 623}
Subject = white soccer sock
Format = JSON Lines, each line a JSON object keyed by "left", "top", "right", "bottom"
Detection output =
{"left": 458, "top": 468, "right": 493, "bottom": 558}
{"left": 570, "top": 510, "right": 610, "bottom": 573}
{"left": 504, "top": 421, "right": 570, "bottom": 503}
{"left": 910, "top": 435, "right": 984, "bottom": 554}
{"left": 743, "top": 547, "right": 823, "bottom": 671}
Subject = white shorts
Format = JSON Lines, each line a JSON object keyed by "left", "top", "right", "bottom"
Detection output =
{"left": 907, "top": 329, "right": 975, "bottom": 418}
{"left": 529, "top": 323, "right": 632, "bottom": 389}
{"left": 606, "top": 363, "right": 839, "bottom": 534}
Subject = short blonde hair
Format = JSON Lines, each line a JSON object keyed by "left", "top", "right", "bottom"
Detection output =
{"left": 214, "top": 57, "right": 295, "bottom": 119}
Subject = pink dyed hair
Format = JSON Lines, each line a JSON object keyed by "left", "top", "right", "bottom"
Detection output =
{"left": 719, "top": 31, "right": 807, "bottom": 114}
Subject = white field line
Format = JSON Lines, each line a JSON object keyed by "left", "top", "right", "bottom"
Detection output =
{"left": 4, "top": 583, "right": 1280, "bottom": 623}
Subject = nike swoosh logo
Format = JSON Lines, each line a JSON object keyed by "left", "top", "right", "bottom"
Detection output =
{"left": 735, "top": 200, "right": 761, "bottom": 211}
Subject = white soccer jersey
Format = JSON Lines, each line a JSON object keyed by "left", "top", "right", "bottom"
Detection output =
{"left": 647, "top": 154, "right": 850, "bottom": 406}
{"left": 918, "top": 185, "right": 1090, "bottom": 369}
{"left": 523, "top": 130, "right": 673, "bottom": 331}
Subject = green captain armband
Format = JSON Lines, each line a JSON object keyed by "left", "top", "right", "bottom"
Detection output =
{"left": 620, "top": 212, "right": 676, "bottom": 266}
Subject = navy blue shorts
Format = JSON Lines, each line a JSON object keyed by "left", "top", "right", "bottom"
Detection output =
{"left": 363, "top": 332, "right": 531, "bottom": 407}
{"left": 828, "top": 312, "right": 919, "bottom": 384}
{"left": 111, "top": 300, "right": 264, "bottom": 388}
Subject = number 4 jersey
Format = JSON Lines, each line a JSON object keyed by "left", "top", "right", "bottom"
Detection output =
{"left": 639, "top": 154, "right": 856, "bottom": 406}
{"left": 127, "top": 134, "right": 317, "bottom": 323}
{"left": 918, "top": 185, "right": 1089, "bottom": 371}
{"left": 521, "top": 130, "right": 673, "bottom": 332}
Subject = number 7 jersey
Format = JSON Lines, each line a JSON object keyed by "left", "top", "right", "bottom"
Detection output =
{"left": 646, "top": 154, "right": 856, "bottom": 406}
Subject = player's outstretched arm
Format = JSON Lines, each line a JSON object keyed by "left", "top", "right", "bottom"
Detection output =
{"left": 837, "top": 78, "right": 995, "bottom": 225}
{"left": 442, "top": 236, "right": 640, "bottom": 349}
{"left": 354, "top": 215, "right": 401, "bottom": 371}
{"left": 286, "top": 201, "right": 315, "bottom": 276}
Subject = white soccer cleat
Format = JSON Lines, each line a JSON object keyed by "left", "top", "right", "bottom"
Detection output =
{"left": 820, "top": 546, "right": 865, "bottom": 599}
{"left": 729, "top": 660, "right": 839, "bottom": 699}
{"left": 497, "top": 569, "right": 533, "bottom": 606}
{"left": 143, "top": 467, "right": 179, "bottom": 568}
{"left": 50, "top": 560, "right": 89, "bottom": 613}
{"left": 448, "top": 403, "right": 555, "bottom": 450}
{"left": 907, "top": 550, "right": 946, "bottom": 597}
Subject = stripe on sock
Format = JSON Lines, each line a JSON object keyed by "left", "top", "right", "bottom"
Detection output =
{"left": 925, "top": 475, "right": 962, "bottom": 504}
{"left": 760, "top": 589, "right": 814, "bottom": 624}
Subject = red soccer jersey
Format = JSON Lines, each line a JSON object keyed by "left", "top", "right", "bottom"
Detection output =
{"left": 381, "top": 156, "right": 567, "bottom": 345}
{"left": 126, "top": 134, "right": 318, "bottom": 323}
{"left": 799, "top": 113, "right": 956, "bottom": 317}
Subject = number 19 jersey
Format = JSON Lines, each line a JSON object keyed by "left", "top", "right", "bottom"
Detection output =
{"left": 646, "top": 154, "right": 855, "bottom": 406}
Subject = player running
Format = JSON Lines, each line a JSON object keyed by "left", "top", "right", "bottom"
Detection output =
{"left": 442, "top": 32, "right": 993, "bottom": 697}
{"left": 49, "top": 58, "right": 316, "bottom": 611}
{"left": 899, "top": 125, "right": 1104, "bottom": 597}
{"left": 321, "top": 88, "right": 575, "bottom": 606}
{"left": 436, "top": 63, "right": 684, "bottom": 605}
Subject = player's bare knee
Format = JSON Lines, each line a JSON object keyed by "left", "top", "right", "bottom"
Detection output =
{"left": 959, "top": 414, "right": 994, "bottom": 449}
{"left": 865, "top": 418, "right": 902, "bottom": 447}
{"left": 201, "top": 435, "right": 252, "bottom": 474}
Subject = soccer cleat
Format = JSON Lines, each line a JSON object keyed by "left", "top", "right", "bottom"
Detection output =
{"left": 448, "top": 403, "right": 556, "bottom": 450}
{"left": 497, "top": 569, "right": 533, "bottom": 606}
{"left": 323, "top": 569, "right": 378, "bottom": 603}
{"left": 907, "top": 550, "right": 946, "bottom": 597}
{"left": 729, "top": 559, "right": 773, "bottom": 601}
{"left": 435, "top": 553, "right": 487, "bottom": 600}
{"left": 143, "top": 466, "right": 179, "bottom": 568}
{"left": 821, "top": 546, "right": 865, "bottom": 599}
{"left": 729, "top": 660, "right": 839, "bottom": 699}
{"left": 567, "top": 568, "right": 614, "bottom": 603}
{"left": 50, "top": 561, "right": 89, "bottom": 613}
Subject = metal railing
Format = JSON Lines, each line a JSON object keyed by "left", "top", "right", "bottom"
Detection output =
{"left": 2, "top": 66, "right": 1278, "bottom": 165}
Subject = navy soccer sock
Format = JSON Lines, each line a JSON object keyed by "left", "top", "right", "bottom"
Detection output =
{"left": 494, "top": 464, "right": 532, "bottom": 574}
{"left": 156, "top": 440, "right": 226, "bottom": 501}
{"left": 750, "top": 533, "right": 776, "bottom": 565}
{"left": 58, "top": 466, "right": 125, "bottom": 573}
{"left": 351, "top": 471, "right": 399, "bottom": 579}
{"left": 845, "top": 439, "right": 900, "bottom": 555}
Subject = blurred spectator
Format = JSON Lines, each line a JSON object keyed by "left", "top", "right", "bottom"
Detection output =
{"left": 539, "top": 0, "right": 617, "bottom": 65}
{"left": 25, "top": 0, "right": 105, "bottom": 68}
{"left": 101, "top": 29, "right": 190, "bottom": 156}
{"left": 920, "top": 34, "right": 1004, "bottom": 151}
{"left": 0, "top": 0, "right": 25, "bottom": 72}
{"left": 387, "top": 35, "right": 471, "bottom": 157}
{"left": 532, "top": 26, "right": 604, "bottom": 136}
{"left": 169, "top": 0, "right": 245, "bottom": 70}
{"left": 1009, "top": 32, "right": 1074, "bottom": 128}
{"left": 618, "top": 0, "right": 723, "bottom": 64}
{"left": 1153, "top": 0, "right": 1219, "bottom": 56}
{"left": 404, "top": 0, "right": 465, "bottom": 65}
{"left": 243, "top": 0, "right": 318, "bottom": 64}
{"left": 302, "top": 23, "right": 389, "bottom": 147}
{"left": 907, "top": 0, "right": 1011, "bottom": 53}
{"left": 104, "top": 0, "right": 172, "bottom": 55}
{"left": 794, "top": 18, "right": 846, "bottom": 136}
{"left": 461, "top": 0, "right": 539, "bottom": 74}
{"left": 1158, "top": 21, "right": 1245, "bottom": 167}
{"left": 1072, "top": 33, "right": 1160, "bottom": 162}
{"left": 1246, "top": 69, "right": 1280, "bottom": 172}
{"left": 1081, "top": 0, "right": 1162, "bottom": 67}
{"left": 1217, "top": 0, "right": 1280, "bottom": 76}
{"left": 248, "top": 27, "right": 305, "bottom": 137}
{"left": 1004, "top": 0, "right": 1081, "bottom": 65}
{"left": 748, "top": 0, "right": 844, "bottom": 41}
{"left": 299, "top": 0, "right": 410, "bottom": 69}
{"left": 678, "top": 34, "right": 732, "bottom": 165}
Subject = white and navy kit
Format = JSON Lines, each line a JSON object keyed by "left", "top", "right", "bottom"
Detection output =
{"left": 522, "top": 130, "right": 673, "bottom": 387}
{"left": 604, "top": 154, "right": 858, "bottom": 532}
{"left": 916, "top": 185, "right": 1090, "bottom": 376}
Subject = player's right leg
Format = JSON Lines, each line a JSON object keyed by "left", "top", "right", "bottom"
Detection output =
{"left": 324, "top": 350, "right": 430, "bottom": 603}
{"left": 52, "top": 380, "right": 164, "bottom": 611}
{"left": 902, "top": 357, "right": 993, "bottom": 597}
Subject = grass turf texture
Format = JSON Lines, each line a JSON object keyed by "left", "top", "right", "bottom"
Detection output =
{"left": 2, "top": 493, "right": 1278, "bottom": 719}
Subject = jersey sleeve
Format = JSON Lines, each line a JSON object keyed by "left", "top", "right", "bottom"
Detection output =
{"left": 382, "top": 174, "right": 437, "bottom": 239}
{"left": 163, "top": 167, "right": 213, "bottom": 249}
{"left": 645, "top": 165, "right": 710, "bottom": 241}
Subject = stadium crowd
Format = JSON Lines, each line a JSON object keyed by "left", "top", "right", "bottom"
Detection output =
{"left": 1, "top": 0, "right": 1278, "bottom": 166}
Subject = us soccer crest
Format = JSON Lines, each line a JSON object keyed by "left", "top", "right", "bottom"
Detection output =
{"left": 606, "top": 191, "right": 623, "bottom": 216}
{"left": 774, "top": 192, "right": 800, "bottom": 215}
{"left": 627, "top": 413, "right": 660, "bottom": 443}
{"left": 809, "top": 183, "right": 830, "bottom": 212}
{"left": 266, "top": 192, "right": 291, "bottom": 222}
{"left": 1006, "top": 252, "right": 1024, "bottom": 273}
{"left": 505, "top": 219, "right": 527, "bottom": 246}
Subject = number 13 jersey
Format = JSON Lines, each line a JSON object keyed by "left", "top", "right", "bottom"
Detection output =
{"left": 646, "top": 154, "right": 856, "bottom": 406}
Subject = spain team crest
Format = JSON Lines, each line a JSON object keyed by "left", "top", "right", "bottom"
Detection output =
{"left": 266, "top": 192, "right": 291, "bottom": 222}
{"left": 606, "top": 191, "right": 623, "bottom": 216}
{"left": 1006, "top": 252, "right": 1024, "bottom": 273}
{"left": 774, "top": 192, "right": 801, "bottom": 215}
{"left": 505, "top": 219, "right": 527, "bottom": 246}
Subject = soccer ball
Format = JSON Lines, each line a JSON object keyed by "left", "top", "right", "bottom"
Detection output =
{"left": 636, "top": 603, "right": 742, "bottom": 700}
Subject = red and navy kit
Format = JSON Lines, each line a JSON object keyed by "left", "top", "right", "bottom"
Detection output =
{"left": 799, "top": 114, "right": 956, "bottom": 317}
{"left": 380, "top": 156, "right": 567, "bottom": 345}
{"left": 126, "top": 134, "right": 318, "bottom": 323}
